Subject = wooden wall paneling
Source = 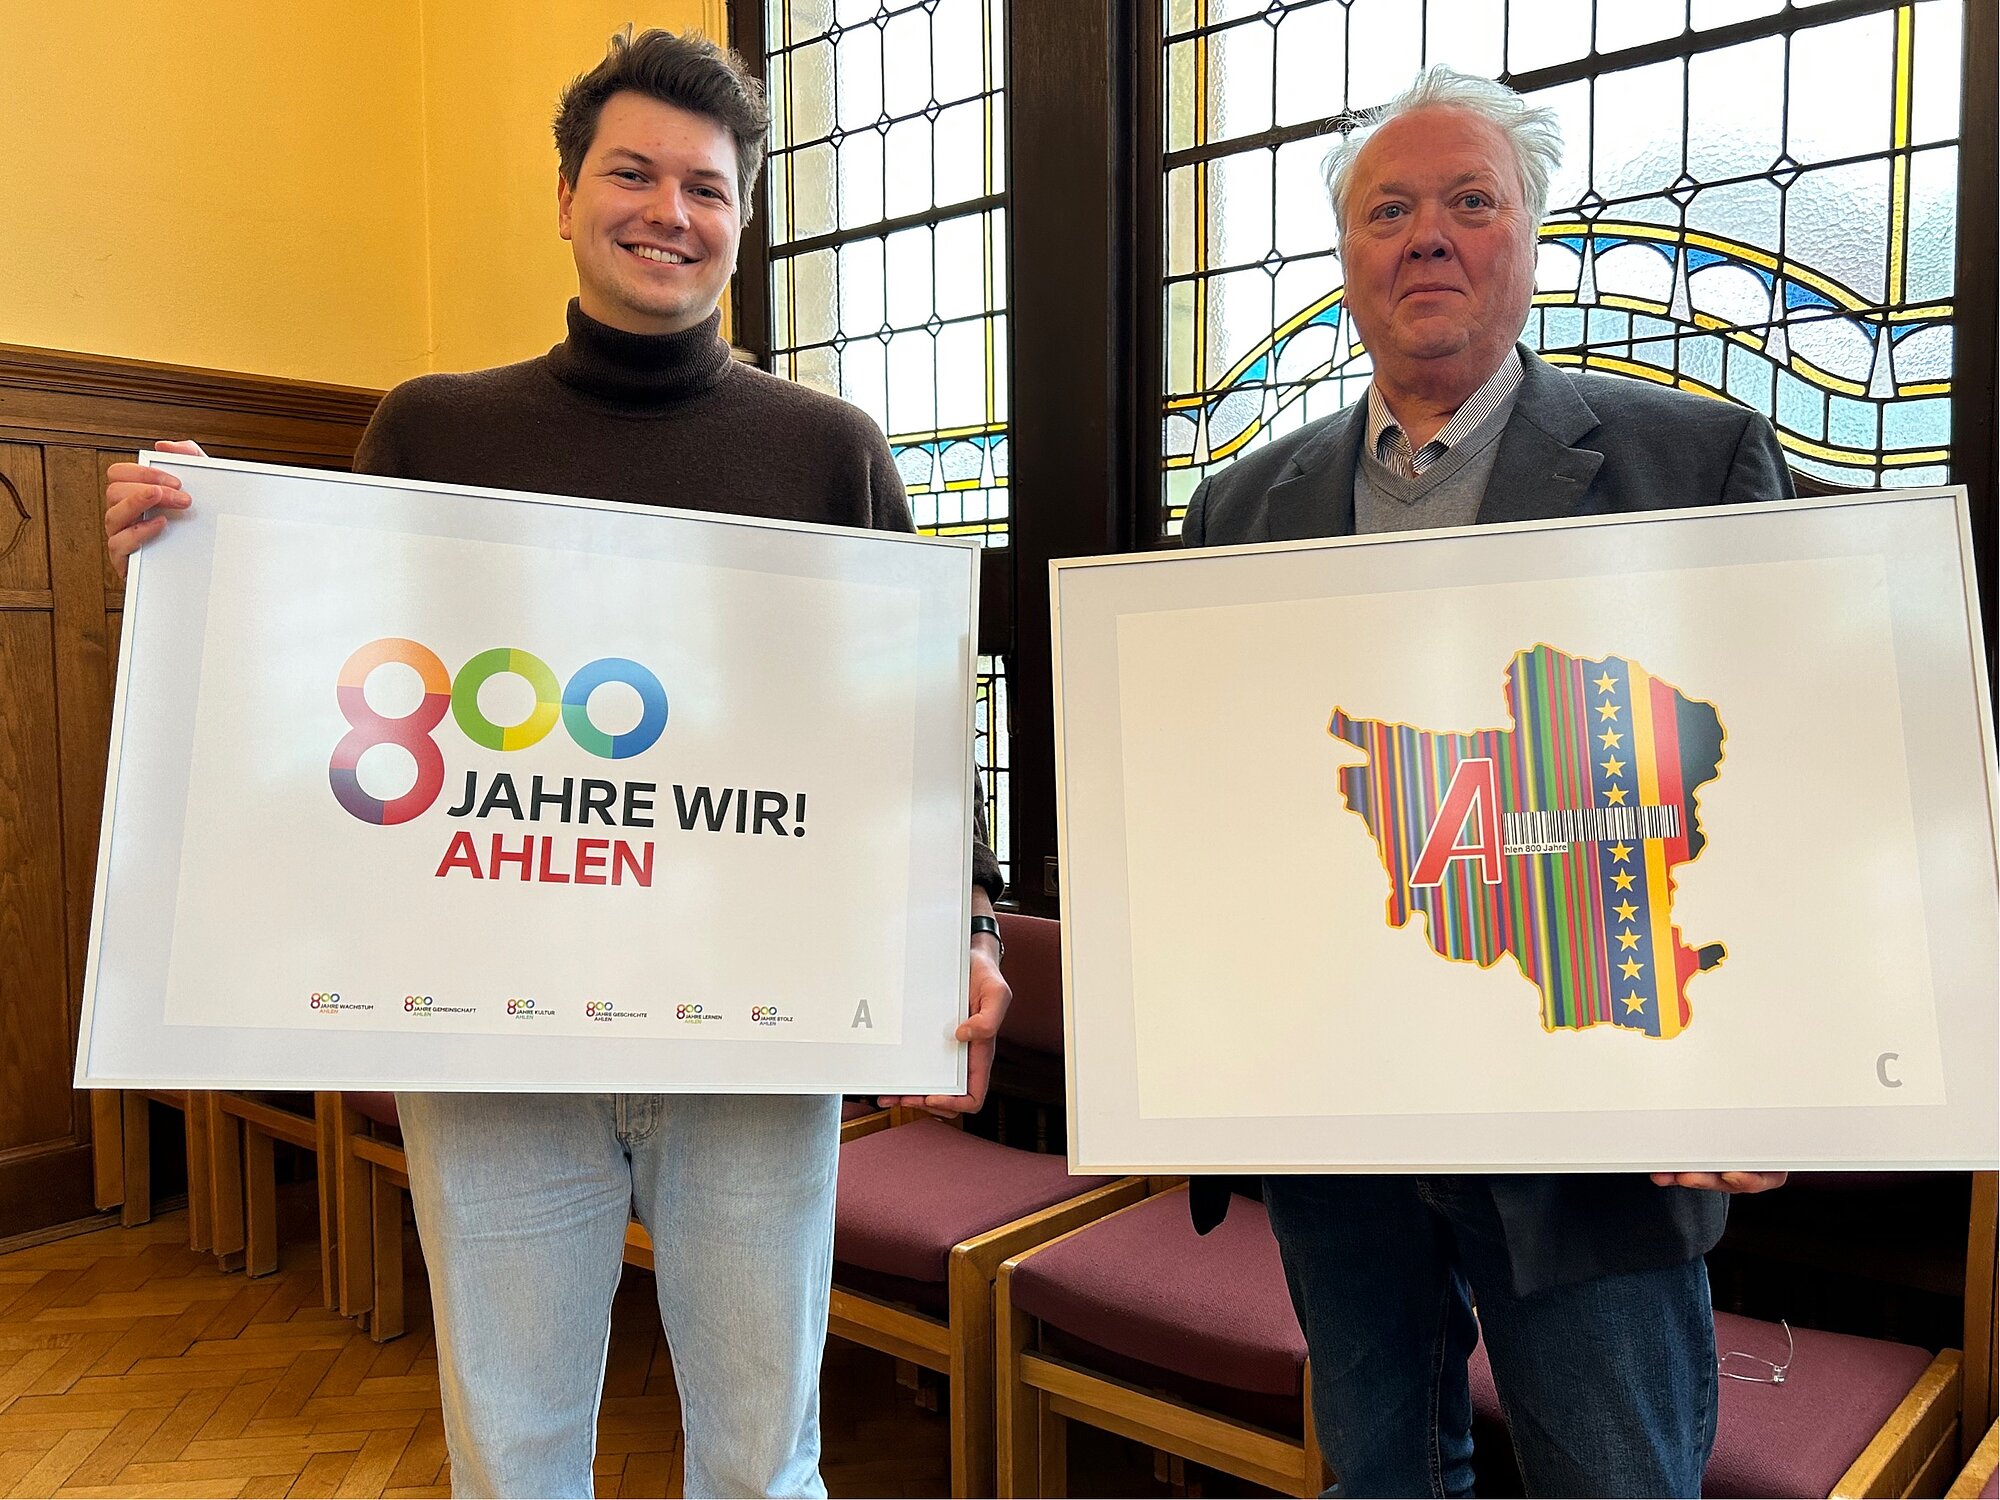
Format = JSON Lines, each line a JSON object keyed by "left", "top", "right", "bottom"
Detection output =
{"left": 0, "top": 441, "right": 98, "bottom": 1238}
{"left": 0, "top": 344, "right": 379, "bottom": 464}
{"left": 89, "top": 451, "right": 126, "bottom": 1210}
{"left": 48, "top": 447, "right": 119, "bottom": 1218}
{"left": 0, "top": 346, "right": 378, "bottom": 1241}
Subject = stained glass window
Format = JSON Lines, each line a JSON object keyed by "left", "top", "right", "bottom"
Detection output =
{"left": 1161, "top": 0, "right": 1966, "bottom": 533}
{"left": 762, "top": 0, "right": 1012, "bottom": 875}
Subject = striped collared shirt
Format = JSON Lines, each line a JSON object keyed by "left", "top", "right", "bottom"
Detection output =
{"left": 1365, "top": 351, "right": 1525, "bottom": 479}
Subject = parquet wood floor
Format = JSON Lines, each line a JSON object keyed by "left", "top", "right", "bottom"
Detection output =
{"left": 0, "top": 1209, "right": 1194, "bottom": 1500}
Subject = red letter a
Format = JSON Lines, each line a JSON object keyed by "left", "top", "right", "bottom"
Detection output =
{"left": 1409, "top": 757, "right": 1502, "bottom": 888}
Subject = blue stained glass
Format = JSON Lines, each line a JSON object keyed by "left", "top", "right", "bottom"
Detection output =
{"left": 1678, "top": 333, "right": 1725, "bottom": 388}
{"left": 1724, "top": 342, "right": 1776, "bottom": 408}
{"left": 1792, "top": 455, "right": 1876, "bottom": 486}
{"left": 1827, "top": 396, "right": 1879, "bottom": 451}
{"left": 1157, "top": 1, "right": 1963, "bottom": 537}
{"left": 1883, "top": 397, "right": 1952, "bottom": 450}
{"left": 1898, "top": 466, "right": 1950, "bottom": 486}
{"left": 895, "top": 446, "right": 936, "bottom": 487}
{"left": 1541, "top": 307, "right": 1587, "bottom": 349}
{"left": 1776, "top": 369, "right": 1825, "bottom": 441}
{"left": 1585, "top": 308, "right": 1633, "bottom": 347}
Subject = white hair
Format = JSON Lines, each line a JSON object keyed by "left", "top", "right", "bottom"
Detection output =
{"left": 1323, "top": 66, "right": 1564, "bottom": 244}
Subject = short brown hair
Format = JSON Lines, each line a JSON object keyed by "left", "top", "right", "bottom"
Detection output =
{"left": 554, "top": 27, "right": 771, "bottom": 220}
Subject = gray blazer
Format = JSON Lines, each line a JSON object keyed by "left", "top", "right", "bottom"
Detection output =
{"left": 1182, "top": 348, "right": 1795, "bottom": 1297}
{"left": 1184, "top": 344, "right": 1794, "bottom": 546}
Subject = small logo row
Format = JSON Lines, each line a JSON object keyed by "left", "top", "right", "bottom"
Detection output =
{"left": 308, "top": 992, "right": 800, "bottom": 1026}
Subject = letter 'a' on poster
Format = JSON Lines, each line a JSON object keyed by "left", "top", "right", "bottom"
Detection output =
{"left": 76, "top": 455, "right": 979, "bottom": 1095}
{"left": 1052, "top": 488, "right": 2000, "bottom": 1174}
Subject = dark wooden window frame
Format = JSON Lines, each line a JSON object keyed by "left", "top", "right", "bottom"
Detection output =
{"left": 733, "top": 0, "right": 1997, "bottom": 915}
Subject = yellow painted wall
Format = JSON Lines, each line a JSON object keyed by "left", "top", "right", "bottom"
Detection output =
{"left": 0, "top": 2, "right": 719, "bottom": 392}
{"left": 0, "top": 1, "right": 433, "bottom": 392}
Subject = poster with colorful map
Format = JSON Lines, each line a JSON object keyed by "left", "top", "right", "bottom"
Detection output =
{"left": 1052, "top": 489, "right": 1999, "bottom": 1172}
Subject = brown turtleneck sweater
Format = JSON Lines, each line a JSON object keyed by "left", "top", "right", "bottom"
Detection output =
{"left": 353, "top": 300, "right": 1002, "bottom": 898}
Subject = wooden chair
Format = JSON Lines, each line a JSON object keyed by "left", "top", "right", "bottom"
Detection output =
{"left": 203, "top": 1092, "right": 343, "bottom": 1305}
{"left": 1944, "top": 1420, "right": 1996, "bottom": 1499}
{"left": 1468, "top": 1309, "right": 1962, "bottom": 1498}
{"left": 822, "top": 912, "right": 1144, "bottom": 1496}
{"left": 330, "top": 1093, "right": 410, "bottom": 1341}
{"left": 1965, "top": 1173, "right": 1998, "bottom": 1462}
{"left": 1465, "top": 1172, "right": 2000, "bottom": 1498}
{"left": 115, "top": 1089, "right": 217, "bottom": 1250}
{"left": 996, "top": 1183, "right": 1324, "bottom": 1498}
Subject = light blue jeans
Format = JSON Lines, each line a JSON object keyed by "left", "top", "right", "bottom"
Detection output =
{"left": 395, "top": 1091, "right": 840, "bottom": 1499}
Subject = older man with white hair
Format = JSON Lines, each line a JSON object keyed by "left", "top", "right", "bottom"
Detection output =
{"left": 1182, "top": 67, "right": 1793, "bottom": 1497}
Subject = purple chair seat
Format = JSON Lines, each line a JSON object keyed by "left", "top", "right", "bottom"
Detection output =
{"left": 1469, "top": 1310, "right": 1936, "bottom": 1498}
{"left": 835, "top": 1119, "right": 1114, "bottom": 1284}
{"left": 1010, "top": 1190, "right": 1307, "bottom": 1400}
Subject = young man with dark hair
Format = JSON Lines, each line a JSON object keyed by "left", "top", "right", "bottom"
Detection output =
{"left": 104, "top": 28, "right": 1008, "bottom": 1499}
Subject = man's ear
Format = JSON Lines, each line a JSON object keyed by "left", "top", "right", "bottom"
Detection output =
{"left": 557, "top": 170, "right": 574, "bottom": 241}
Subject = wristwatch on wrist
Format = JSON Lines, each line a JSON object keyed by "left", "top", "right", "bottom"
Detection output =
{"left": 970, "top": 912, "right": 1004, "bottom": 964}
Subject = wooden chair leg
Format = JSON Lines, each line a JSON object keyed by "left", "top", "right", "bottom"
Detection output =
{"left": 119, "top": 1093, "right": 151, "bottom": 1228}
{"left": 335, "top": 1101, "right": 373, "bottom": 1320}
{"left": 947, "top": 1249, "right": 998, "bottom": 1498}
{"left": 91, "top": 1091, "right": 124, "bottom": 1211}
{"left": 207, "top": 1096, "right": 246, "bottom": 1272}
{"left": 1038, "top": 1393, "right": 1068, "bottom": 1499}
{"left": 369, "top": 1172, "right": 406, "bottom": 1342}
{"left": 182, "top": 1092, "right": 213, "bottom": 1252}
{"left": 313, "top": 1093, "right": 341, "bottom": 1309}
{"left": 995, "top": 1264, "right": 1039, "bottom": 1498}
{"left": 244, "top": 1126, "right": 279, "bottom": 1277}
{"left": 1301, "top": 1358, "right": 1325, "bottom": 1497}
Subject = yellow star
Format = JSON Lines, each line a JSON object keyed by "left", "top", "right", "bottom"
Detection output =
{"left": 1596, "top": 701, "right": 1620, "bottom": 721}
{"left": 1614, "top": 900, "right": 1638, "bottom": 922}
{"left": 1599, "top": 728, "right": 1623, "bottom": 749}
{"left": 1594, "top": 671, "right": 1618, "bottom": 693}
{"left": 1612, "top": 870, "right": 1636, "bottom": 891}
{"left": 1616, "top": 929, "right": 1641, "bottom": 951}
{"left": 1600, "top": 756, "right": 1625, "bottom": 777}
{"left": 1618, "top": 956, "right": 1645, "bottom": 980}
{"left": 1621, "top": 991, "right": 1647, "bottom": 1014}
{"left": 1605, "top": 785, "right": 1629, "bottom": 805}
{"left": 1609, "top": 841, "right": 1633, "bottom": 862}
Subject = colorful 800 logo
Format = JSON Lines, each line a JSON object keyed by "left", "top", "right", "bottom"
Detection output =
{"left": 676, "top": 1004, "right": 705, "bottom": 1020}
{"left": 751, "top": 1006, "right": 781, "bottom": 1022}
{"left": 506, "top": 998, "right": 536, "bottom": 1015}
{"left": 310, "top": 992, "right": 340, "bottom": 1009}
{"left": 585, "top": 1002, "right": 614, "bottom": 1021}
{"left": 404, "top": 995, "right": 434, "bottom": 1013}
{"left": 330, "top": 639, "right": 668, "bottom": 825}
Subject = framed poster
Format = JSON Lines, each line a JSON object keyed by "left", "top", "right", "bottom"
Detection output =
{"left": 78, "top": 455, "right": 979, "bottom": 1094}
{"left": 1052, "top": 488, "right": 1999, "bottom": 1173}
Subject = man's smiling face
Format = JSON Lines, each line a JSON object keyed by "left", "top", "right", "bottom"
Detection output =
{"left": 558, "top": 91, "right": 743, "bottom": 336}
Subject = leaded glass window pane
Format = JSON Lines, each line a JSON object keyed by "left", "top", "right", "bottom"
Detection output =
{"left": 1160, "top": 0, "right": 1967, "bottom": 531}
{"left": 766, "top": 0, "right": 1012, "bottom": 877}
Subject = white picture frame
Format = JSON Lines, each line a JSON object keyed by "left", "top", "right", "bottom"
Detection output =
{"left": 1053, "top": 488, "right": 1999, "bottom": 1173}
{"left": 78, "top": 455, "right": 979, "bottom": 1094}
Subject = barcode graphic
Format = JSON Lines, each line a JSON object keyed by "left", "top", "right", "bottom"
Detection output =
{"left": 1502, "top": 804, "right": 1681, "bottom": 852}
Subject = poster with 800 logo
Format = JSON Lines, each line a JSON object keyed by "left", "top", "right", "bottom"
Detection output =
{"left": 81, "top": 456, "right": 977, "bottom": 1094}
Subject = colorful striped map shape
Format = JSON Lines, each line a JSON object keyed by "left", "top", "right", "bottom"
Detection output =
{"left": 1330, "top": 646, "right": 1726, "bottom": 1040}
